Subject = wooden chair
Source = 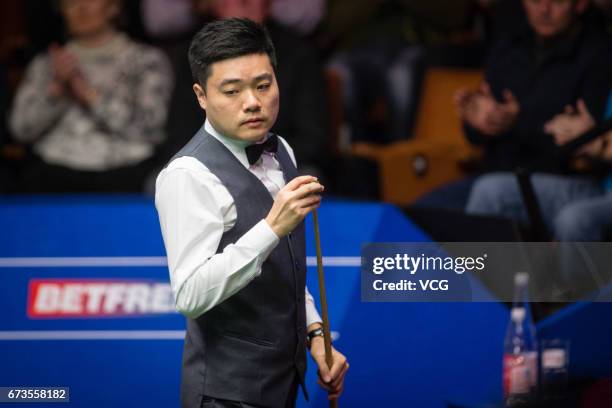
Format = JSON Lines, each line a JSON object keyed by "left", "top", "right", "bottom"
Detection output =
{"left": 348, "top": 67, "right": 484, "bottom": 205}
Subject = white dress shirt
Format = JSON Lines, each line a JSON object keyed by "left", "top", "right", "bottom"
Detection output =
{"left": 155, "top": 120, "right": 322, "bottom": 327}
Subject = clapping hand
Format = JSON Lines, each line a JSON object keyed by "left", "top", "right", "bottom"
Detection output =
{"left": 455, "top": 82, "right": 520, "bottom": 136}
{"left": 48, "top": 43, "right": 97, "bottom": 105}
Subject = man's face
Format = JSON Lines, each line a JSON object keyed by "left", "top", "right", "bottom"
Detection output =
{"left": 522, "top": 0, "right": 583, "bottom": 39}
{"left": 193, "top": 53, "right": 279, "bottom": 143}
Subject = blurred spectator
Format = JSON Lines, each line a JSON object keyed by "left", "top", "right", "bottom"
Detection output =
{"left": 0, "top": 64, "right": 7, "bottom": 146}
{"left": 484, "top": 0, "right": 608, "bottom": 43}
{"left": 325, "top": 1, "right": 420, "bottom": 145}
{"left": 140, "top": 0, "right": 198, "bottom": 40}
{"left": 325, "top": 0, "right": 485, "bottom": 145}
{"left": 462, "top": 0, "right": 611, "bottom": 173}
{"left": 467, "top": 98, "right": 612, "bottom": 241}
{"left": 324, "top": 0, "right": 480, "bottom": 50}
{"left": 0, "top": 63, "right": 12, "bottom": 192}
{"left": 161, "top": 0, "right": 330, "bottom": 178}
{"left": 9, "top": 0, "right": 173, "bottom": 193}
{"left": 329, "top": 40, "right": 424, "bottom": 145}
{"left": 416, "top": 0, "right": 612, "bottom": 210}
{"left": 270, "top": 0, "right": 326, "bottom": 36}
{"left": 139, "top": 0, "right": 324, "bottom": 41}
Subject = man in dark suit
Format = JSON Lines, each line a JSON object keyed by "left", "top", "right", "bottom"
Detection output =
{"left": 155, "top": 18, "right": 348, "bottom": 408}
{"left": 417, "top": 0, "right": 612, "bottom": 211}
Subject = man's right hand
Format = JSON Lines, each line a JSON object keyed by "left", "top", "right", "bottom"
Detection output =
{"left": 455, "top": 82, "right": 520, "bottom": 136}
{"left": 48, "top": 44, "right": 82, "bottom": 98}
{"left": 265, "top": 175, "right": 323, "bottom": 238}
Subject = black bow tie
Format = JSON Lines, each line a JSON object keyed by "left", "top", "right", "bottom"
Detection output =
{"left": 245, "top": 134, "right": 278, "bottom": 165}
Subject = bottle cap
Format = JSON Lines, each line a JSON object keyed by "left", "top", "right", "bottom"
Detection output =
{"left": 514, "top": 272, "right": 529, "bottom": 286}
{"left": 511, "top": 307, "right": 526, "bottom": 322}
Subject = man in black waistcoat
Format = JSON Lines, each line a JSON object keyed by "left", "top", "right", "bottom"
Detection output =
{"left": 155, "top": 18, "right": 348, "bottom": 408}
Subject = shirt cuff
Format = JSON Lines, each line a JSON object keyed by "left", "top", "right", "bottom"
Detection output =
{"left": 305, "top": 287, "right": 322, "bottom": 328}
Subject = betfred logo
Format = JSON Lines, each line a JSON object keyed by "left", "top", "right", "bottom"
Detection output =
{"left": 27, "top": 279, "right": 177, "bottom": 318}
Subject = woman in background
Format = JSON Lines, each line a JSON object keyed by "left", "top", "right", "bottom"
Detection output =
{"left": 10, "top": 0, "right": 172, "bottom": 192}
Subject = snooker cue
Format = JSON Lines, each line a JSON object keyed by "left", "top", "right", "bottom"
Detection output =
{"left": 312, "top": 209, "right": 339, "bottom": 408}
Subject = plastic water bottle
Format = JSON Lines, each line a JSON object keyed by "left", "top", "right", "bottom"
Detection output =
{"left": 503, "top": 272, "right": 538, "bottom": 407}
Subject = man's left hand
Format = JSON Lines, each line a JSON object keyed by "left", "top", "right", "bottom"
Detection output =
{"left": 544, "top": 99, "right": 595, "bottom": 146}
{"left": 310, "top": 336, "right": 349, "bottom": 400}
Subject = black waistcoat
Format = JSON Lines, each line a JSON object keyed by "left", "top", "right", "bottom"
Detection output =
{"left": 170, "top": 126, "right": 307, "bottom": 408}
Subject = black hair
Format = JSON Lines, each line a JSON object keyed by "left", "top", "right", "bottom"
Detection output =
{"left": 188, "top": 18, "right": 277, "bottom": 88}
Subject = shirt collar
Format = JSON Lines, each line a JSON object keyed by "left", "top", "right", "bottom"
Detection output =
{"left": 205, "top": 119, "right": 251, "bottom": 169}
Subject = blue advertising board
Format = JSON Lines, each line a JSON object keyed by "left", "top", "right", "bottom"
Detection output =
{"left": 0, "top": 196, "right": 610, "bottom": 407}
